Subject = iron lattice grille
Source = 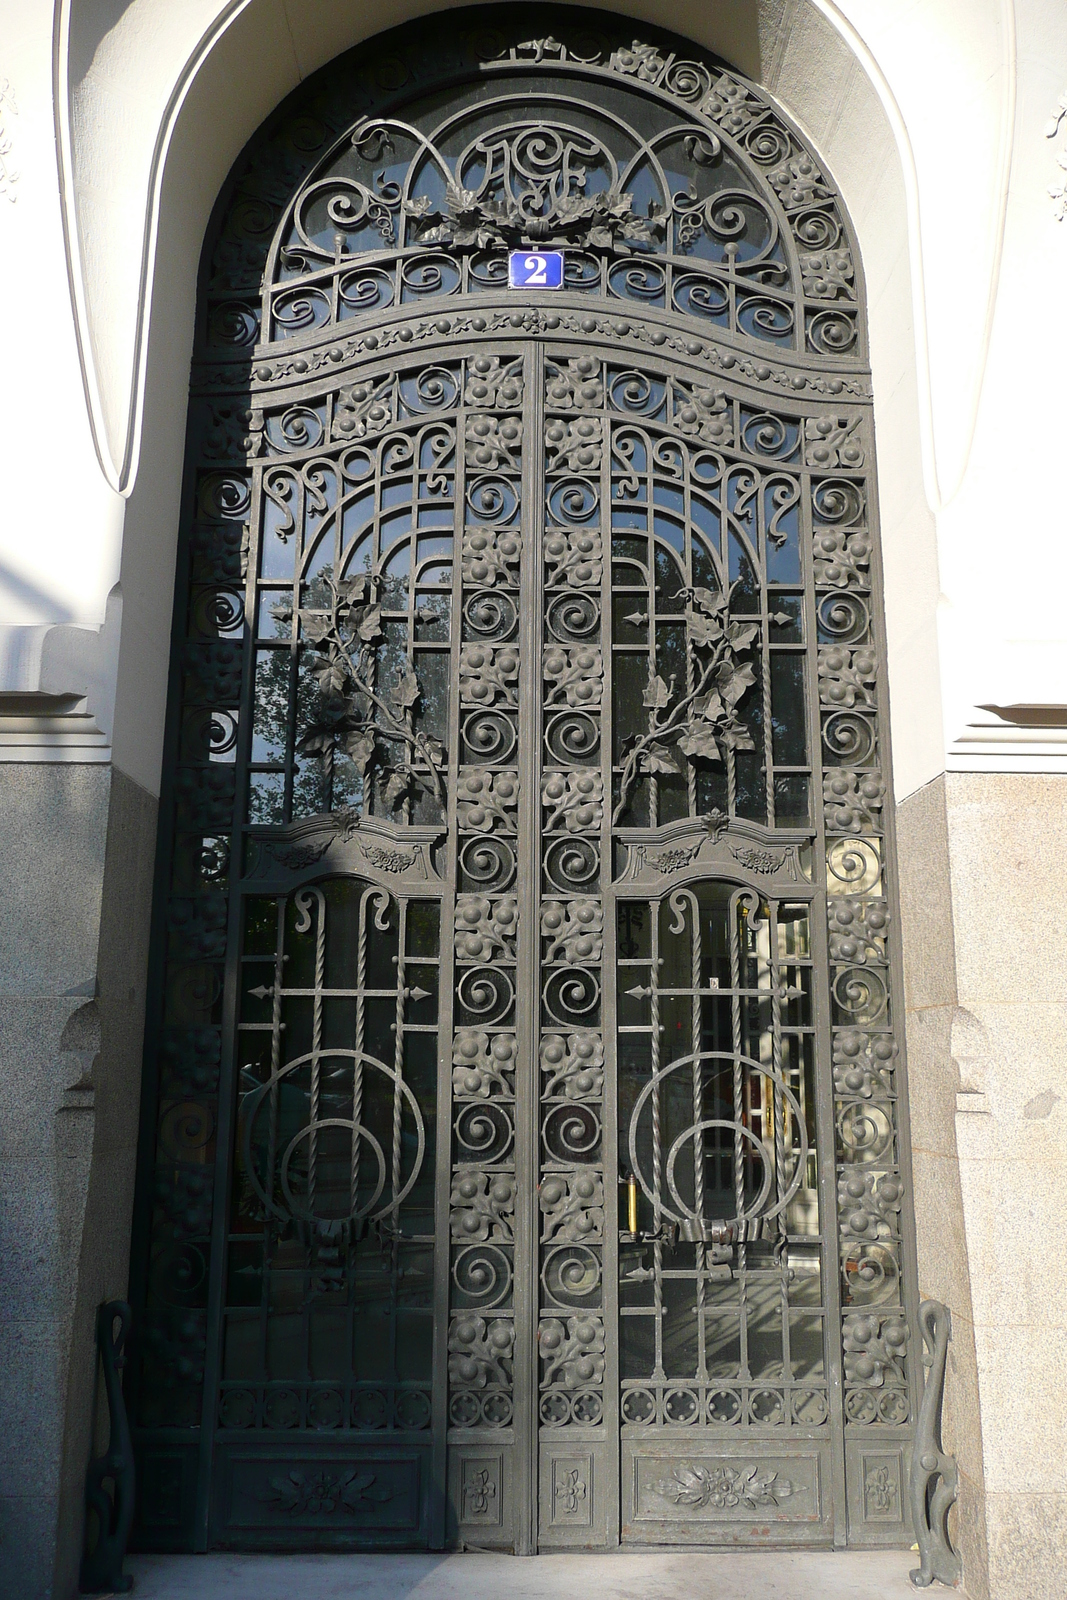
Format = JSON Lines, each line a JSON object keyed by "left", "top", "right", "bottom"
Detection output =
{"left": 226, "top": 882, "right": 439, "bottom": 1443}
{"left": 616, "top": 887, "right": 825, "bottom": 1438}
{"left": 130, "top": 5, "right": 917, "bottom": 1558}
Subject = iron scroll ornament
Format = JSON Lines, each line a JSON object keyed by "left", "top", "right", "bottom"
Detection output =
{"left": 80, "top": 1302, "right": 135, "bottom": 1594}
{"left": 909, "top": 1300, "right": 962, "bottom": 1588}
{"left": 201, "top": 6, "right": 864, "bottom": 361}
{"left": 264, "top": 102, "right": 849, "bottom": 353}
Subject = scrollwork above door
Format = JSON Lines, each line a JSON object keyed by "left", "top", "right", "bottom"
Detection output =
{"left": 199, "top": 7, "right": 863, "bottom": 365}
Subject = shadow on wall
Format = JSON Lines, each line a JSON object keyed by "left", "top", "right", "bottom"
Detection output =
{"left": 0, "top": 554, "right": 77, "bottom": 625}
{"left": 0, "top": 761, "right": 111, "bottom": 1595}
{"left": 52, "top": 767, "right": 160, "bottom": 1600}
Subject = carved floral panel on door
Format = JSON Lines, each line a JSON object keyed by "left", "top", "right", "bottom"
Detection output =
{"left": 129, "top": 5, "right": 917, "bottom": 1557}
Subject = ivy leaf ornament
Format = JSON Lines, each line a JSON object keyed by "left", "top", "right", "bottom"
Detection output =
{"left": 693, "top": 690, "right": 725, "bottom": 723}
{"left": 686, "top": 608, "right": 723, "bottom": 649}
{"left": 357, "top": 604, "right": 384, "bottom": 643}
{"left": 718, "top": 660, "right": 756, "bottom": 708}
{"left": 678, "top": 724, "right": 721, "bottom": 761}
{"left": 689, "top": 586, "right": 724, "bottom": 616}
{"left": 312, "top": 654, "right": 349, "bottom": 696}
{"left": 720, "top": 719, "right": 756, "bottom": 753}
{"left": 393, "top": 670, "right": 421, "bottom": 712}
{"left": 296, "top": 728, "right": 335, "bottom": 758}
{"left": 727, "top": 619, "right": 760, "bottom": 650}
{"left": 339, "top": 574, "right": 374, "bottom": 606}
{"left": 642, "top": 672, "right": 671, "bottom": 710}
{"left": 642, "top": 743, "right": 681, "bottom": 775}
{"left": 383, "top": 767, "right": 413, "bottom": 809}
{"left": 343, "top": 730, "right": 377, "bottom": 773}
{"left": 300, "top": 612, "right": 331, "bottom": 645}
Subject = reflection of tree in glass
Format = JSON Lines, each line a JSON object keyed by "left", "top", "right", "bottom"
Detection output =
{"left": 248, "top": 647, "right": 295, "bottom": 820}
{"left": 243, "top": 634, "right": 339, "bottom": 821}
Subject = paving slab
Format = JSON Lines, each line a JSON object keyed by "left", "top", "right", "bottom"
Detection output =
{"left": 126, "top": 1548, "right": 947, "bottom": 1600}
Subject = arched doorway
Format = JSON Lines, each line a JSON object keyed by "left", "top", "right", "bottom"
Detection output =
{"left": 128, "top": 5, "right": 919, "bottom": 1557}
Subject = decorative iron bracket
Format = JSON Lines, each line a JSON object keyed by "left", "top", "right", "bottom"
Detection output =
{"left": 909, "top": 1299, "right": 963, "bottom": 1588}
{"left": 80, "top": 1301, "right": 135, "bottom": 1595}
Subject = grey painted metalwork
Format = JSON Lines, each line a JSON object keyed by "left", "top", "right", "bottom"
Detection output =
{"left": 909, "top": 1301, "right": 962, "bottom": 1588}
{"left": 128, "top": 5, "right": 921, "bottom": 1558}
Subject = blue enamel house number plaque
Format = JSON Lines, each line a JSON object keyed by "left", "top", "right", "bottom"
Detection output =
{"left": 508, "top": 250, "right": 564, "bottom": 289}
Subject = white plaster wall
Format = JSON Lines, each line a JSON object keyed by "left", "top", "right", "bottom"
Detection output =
{"left": 935, "top": 0, "right": 1067, "bottom": 745}
{"left": 0, "top": 2, "right": 124, "bottom": 627}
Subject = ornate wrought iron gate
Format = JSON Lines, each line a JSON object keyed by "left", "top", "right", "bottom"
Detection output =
{"left": 129, "top": 7, "right": 920, "bottom": 1556}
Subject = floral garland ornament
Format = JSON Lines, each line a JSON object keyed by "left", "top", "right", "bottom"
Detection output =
{"left": 654, "top": 1461, "right": 798, "bottom": 1511}
{"left": 283, "top": 574, "right": 446, "bottom": 809}
{"left": 612, "top": 584, "right": 759, "bottom": 825}
{"left": 406, "top": 178, "right": 666, "bottom": 252}
{"left": 401, "top": 124, "right": 725, "bottom": 256}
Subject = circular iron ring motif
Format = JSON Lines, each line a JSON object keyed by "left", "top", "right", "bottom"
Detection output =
{"left": 241, "top": 1047, "right": 426, "bottom": 1226}
{"left": 628, "top": 1049, "right": 809, "bottom": 1230}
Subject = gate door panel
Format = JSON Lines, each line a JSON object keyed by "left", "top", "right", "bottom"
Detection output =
{"left": 130, "top": 8, "right": 919, "bottom": 1556}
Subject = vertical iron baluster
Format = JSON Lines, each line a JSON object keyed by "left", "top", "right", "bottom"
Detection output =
{"left": 769, "top": 902, "right": 791, "bottom": 1409}
{"left": 260, "top": 897, "right": 288, "bottom": 1382}
{"left": 759, "top": 489, "right": 775, "bottom": 828}
{"left": 686, "top": 893, "right": 708, "bottom": 1385}
{"left": 650, "top": 902, "right": 664, "bottom": 1386}
{"left": 731, "top": 889, "right": 751, "bottom": 1391}
{"left": 390, "top": 897, "right": 408, "bottom": 1421}
{"left": 729, "top": 891, "right": 745, "bottom": 1221}
{"left": 352, "top": 888, "right": 370, "bottom": 1214}
{"left": 301, "top": 887, "right": 326, "bottom": 1219}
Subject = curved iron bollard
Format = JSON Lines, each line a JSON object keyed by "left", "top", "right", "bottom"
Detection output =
{"left": 909, "top": 1299, "right": 962, "bottom": 1588}
{"left": 80, "top": 1300, "right": 135, "bottom": 1594}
